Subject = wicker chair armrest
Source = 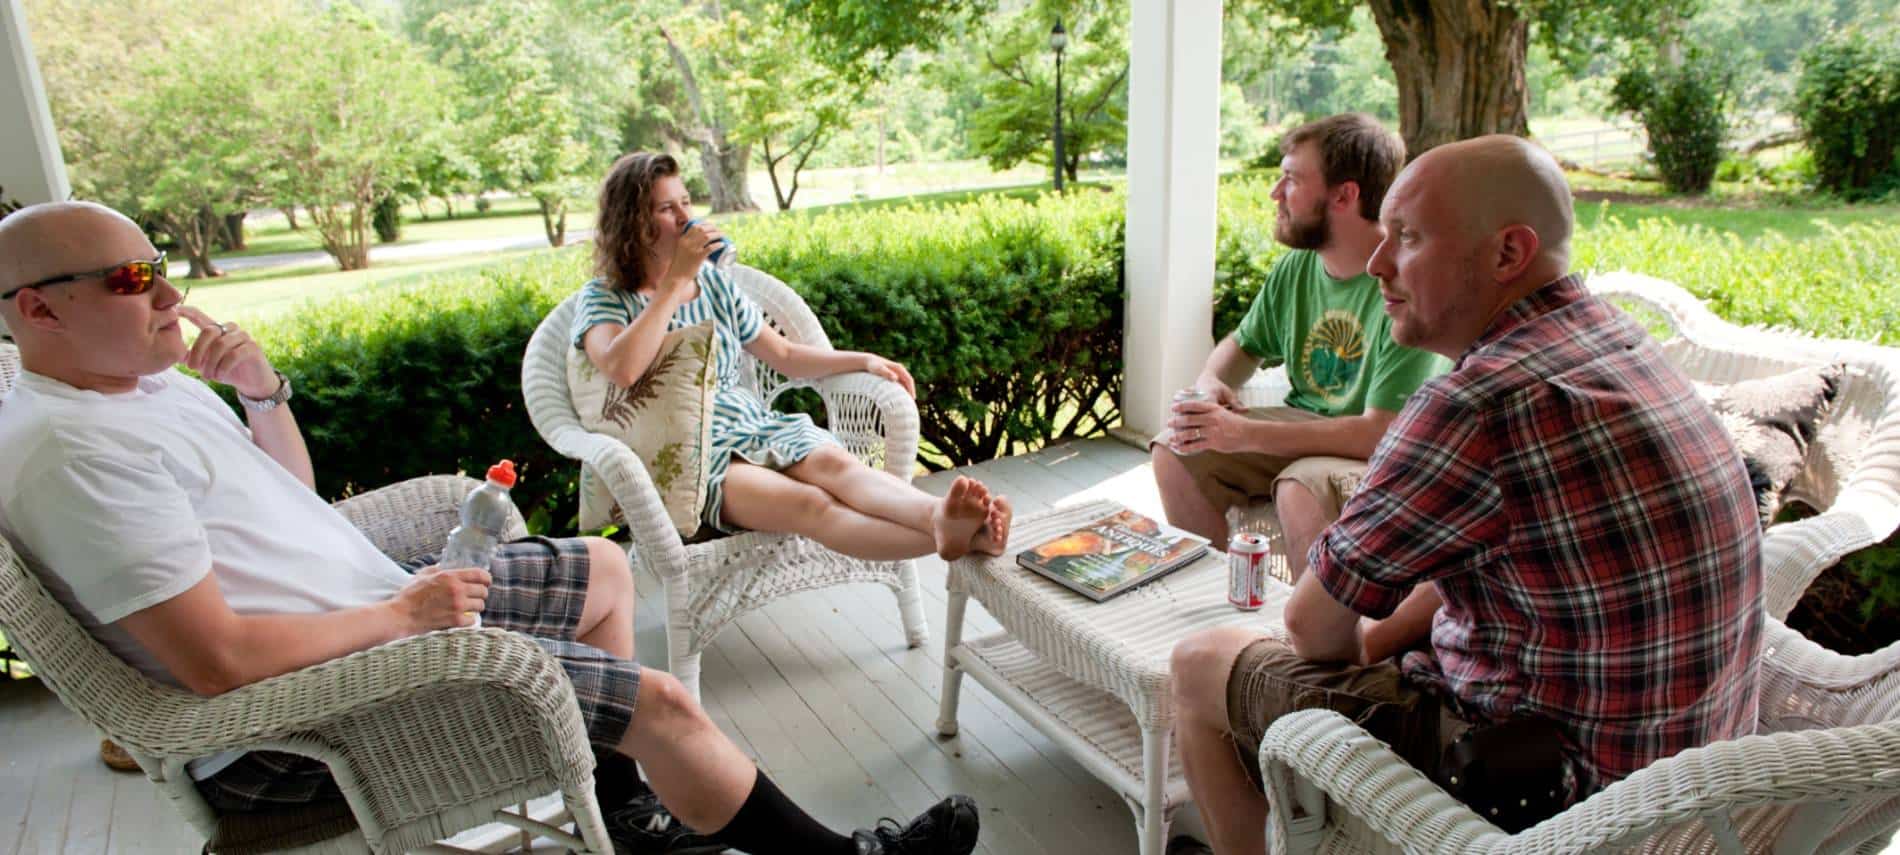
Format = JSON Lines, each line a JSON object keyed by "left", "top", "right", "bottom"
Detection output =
{"left": 541, "top": 422, "right": 691, "bottom": 583}
{"left": 1260, "top": 709, "right": 1501, "bottom": 854}
{"left": 331, "top": 474, "right": 529, "bottom": 564}
{"left": 1759, "top": 508, "right": 1884, "bottom": 621}
{"left": 812, "top": 371, "right": 922, "bottom": 481}
{"left": 110, "top": 628, "right": 590, "bottom": 765}
{"left": 1262, "top": 708, "right": 1900, "bottom": 855}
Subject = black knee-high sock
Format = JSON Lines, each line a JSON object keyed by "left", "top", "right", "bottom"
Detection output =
{"left": 593, "top": 750, "right": 652, "bottom": 808}
{"left": 711, "top": 769, "right": 855, "bottom": 855}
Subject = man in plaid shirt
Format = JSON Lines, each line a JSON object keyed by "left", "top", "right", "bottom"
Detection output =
{"left": 1170, "top": 136, "right": 1762, "bottom": 854}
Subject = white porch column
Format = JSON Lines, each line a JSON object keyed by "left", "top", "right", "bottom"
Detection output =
{"left": 1, "top": 0, "right": 69, "bottom": 205}
{"left": 1119, "top": 0, "right": 1222, "bottom": 439}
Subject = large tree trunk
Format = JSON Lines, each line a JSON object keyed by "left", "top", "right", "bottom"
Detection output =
{"left": 165, "top": 210, "right": 224, "bottom": 279}
{"left": 309, "top": 202, "right": 371, "bottom": 271}
{"left": 698, "top": 142, "right": 758, "bottom": 213}
{"left": 1366, "top": 0, "right": 1530, "bottom": 158}
{"left": 658, "top": 23, "right": 759, "bottom": 213}
{"left": 282, "top": 205, "right": 300, "bottom": 230}
{"left": 217, "top": 210, "right": 247, "bottom": 251}
{"left": 537, "top": 195, "right": 568, "bottom": 246}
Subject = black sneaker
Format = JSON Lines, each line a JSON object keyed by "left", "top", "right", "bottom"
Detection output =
{"left": 604, "top": 792, "right": 727, "bottom": 855}
{"left": 1165, "top": 836, "right": 1213, "bottom": 855}
{"left": 852, "top": 795, "right": 980, "bottom": 855}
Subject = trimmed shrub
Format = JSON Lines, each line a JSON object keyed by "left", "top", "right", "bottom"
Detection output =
{"left": 1611, "top": 49, "right": 1734, "bottom": 195}
{"left": 241, "top": 252, "right": 579, "bottom": 531}
{"left": 372, "top": 195, "right": 404, "bottom": 243}
{"left": 730, "top": 189, "right": 1128, "bottom": 469}
{"left": 1794, "top": 31, "right": 1900, "bottom": 199}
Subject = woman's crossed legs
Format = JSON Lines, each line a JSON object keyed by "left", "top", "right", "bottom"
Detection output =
{"left": 720, "top": 445, "right": 1013, "bottom": 562}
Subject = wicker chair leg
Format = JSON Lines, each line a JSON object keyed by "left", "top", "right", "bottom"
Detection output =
{"left": 670, "top": 640, "right": 704, "bottom": 703}
{"left": 895, "top": 560, "right": 930, "bottom": 649}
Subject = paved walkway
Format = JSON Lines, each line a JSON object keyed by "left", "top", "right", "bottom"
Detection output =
{"left": 213, "top": 229, "right": 595, "bottom": 273}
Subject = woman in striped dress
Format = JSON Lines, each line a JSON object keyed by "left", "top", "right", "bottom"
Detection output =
{"left": 574, "top": 152, "right": 1011, "bottom": 561}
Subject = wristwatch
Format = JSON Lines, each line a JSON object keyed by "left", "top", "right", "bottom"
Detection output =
{"left": 237, "top": 370, "right": 293, "bottom": 413}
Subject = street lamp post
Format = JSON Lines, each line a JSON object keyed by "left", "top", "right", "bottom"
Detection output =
{"left": 1050, "top": 19, "right": 1067, "bottom": 192}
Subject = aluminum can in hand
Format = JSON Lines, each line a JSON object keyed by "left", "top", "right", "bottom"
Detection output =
{"left": 1169, "top": 387, "right": 1210, "bottom": 455}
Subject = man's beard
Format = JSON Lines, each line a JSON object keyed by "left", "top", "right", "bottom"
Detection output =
{"left": 1274, "top": 199, "right": 1330, "bottom": 251}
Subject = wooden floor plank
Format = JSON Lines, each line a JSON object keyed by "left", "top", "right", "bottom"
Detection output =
{"left": 786, "top": 586, "right": 1061, "bottom": 855}
{"left": 751, "top": 594, "right": 1001, "bottom": 855}
{"left": 805, "top": 581, "right": 1137, "bottom": 854}
{"left": 720, "top": 611, "right": 894, "bottom": 832}
{"left": 735, "top": 603, "right": 930, "bottom": 836}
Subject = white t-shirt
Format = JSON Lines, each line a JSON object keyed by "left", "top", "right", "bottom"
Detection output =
{"left": 0, "top": 368, "right": 414, "bottom": 777}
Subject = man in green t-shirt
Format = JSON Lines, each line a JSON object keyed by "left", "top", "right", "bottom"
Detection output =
{"left": 1154, "top": 113, "right": 1450, "bottom": 581}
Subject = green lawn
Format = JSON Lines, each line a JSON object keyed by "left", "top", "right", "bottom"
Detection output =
{"left": 217, "top": 197, "right": 586, "bottom": 259}
{"left": 188, "top": 247, "right": 563, "bottom": 324}
{"left": 1579, "top": 198, "right": 1899, "bottom": 241}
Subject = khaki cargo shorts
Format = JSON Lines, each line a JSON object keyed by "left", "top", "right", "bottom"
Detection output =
{"left": 1152, "top": 406, "right": 1368, "bottom": 519}
{"left": 1225, "top": 638, "right": 1467, "bottom": 789}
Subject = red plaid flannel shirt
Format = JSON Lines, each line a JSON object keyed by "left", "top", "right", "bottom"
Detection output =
{"left": 1310, "top": 275, "right": 1763, "bottom": 792}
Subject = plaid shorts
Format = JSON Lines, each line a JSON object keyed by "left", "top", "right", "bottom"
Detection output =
{"left": 196, "top": 536, "right": 641, "bottom": 813}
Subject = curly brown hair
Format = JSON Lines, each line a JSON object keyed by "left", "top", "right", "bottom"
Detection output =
{"left": 593, "top": 152, "right": 680, "bottom": 291}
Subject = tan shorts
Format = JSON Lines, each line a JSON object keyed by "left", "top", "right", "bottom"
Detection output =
{"left": 1225, "top": 638, "right": 1467, "bottom": 789}
{"left": 1152, "top": 407, "right": 1368, "bottom": 520}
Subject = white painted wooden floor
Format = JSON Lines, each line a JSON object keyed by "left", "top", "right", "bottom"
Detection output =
{"left": 1, "top": 437, "right": 1203, "bottom": 855}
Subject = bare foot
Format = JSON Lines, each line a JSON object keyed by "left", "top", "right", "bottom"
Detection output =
{"left": 970, "top": 495, "right": 1013, "bottom": 556}
{"left": 932, "top": 476, "right": 992, "bottom": 561}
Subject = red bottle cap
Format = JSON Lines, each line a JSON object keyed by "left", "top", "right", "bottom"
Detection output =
{"left": 487, "top": 460, "right": 517, "bottom": 488}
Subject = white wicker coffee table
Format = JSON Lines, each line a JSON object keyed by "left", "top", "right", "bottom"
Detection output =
{"left": 937, "top": 498, "right": 1295, "bottom": 855}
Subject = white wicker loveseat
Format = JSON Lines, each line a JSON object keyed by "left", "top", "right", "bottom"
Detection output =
{"left": 522, "top": 264, "right": 930, "bottom": 700}
{"left": 0, "top": 343, "right": 611, "bottom": 854}
{"left": 1247, "top": 272, "right": 1900, "bottom": 853}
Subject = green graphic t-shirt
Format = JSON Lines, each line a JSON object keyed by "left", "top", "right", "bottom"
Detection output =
{"left": 1233, "top": 250, "right": 1450, "bottom": 418}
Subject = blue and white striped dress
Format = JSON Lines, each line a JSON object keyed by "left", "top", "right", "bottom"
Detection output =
{"left": 570, "top": 264, "right": 839, "bottom": 533}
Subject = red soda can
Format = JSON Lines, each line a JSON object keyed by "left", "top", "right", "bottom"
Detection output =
{"left": 1227, "top": 532, "right": 1269, "bottom": 610}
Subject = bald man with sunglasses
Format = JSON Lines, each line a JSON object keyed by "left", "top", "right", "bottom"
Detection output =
{"left": 0, "top": 202, "right": 982, "bottom": 855}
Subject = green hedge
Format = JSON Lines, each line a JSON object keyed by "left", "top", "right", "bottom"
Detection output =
{"left": 729, "top": 190, "right": 1128, "bottom": 468}
{"left": 244, "top": 254, "right": 577, "bottom": 531}
{"left": 248, "top": 173, "right": 1900, "bottom": 534}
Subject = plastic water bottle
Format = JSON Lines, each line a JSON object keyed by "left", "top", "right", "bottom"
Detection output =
{"left": 441, "top": 460, "right": 517, "bottom": 571}
{"left": 684, "top": 217, "right": 737, "bottom": 273}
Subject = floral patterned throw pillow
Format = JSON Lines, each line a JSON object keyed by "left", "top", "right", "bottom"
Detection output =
{"left": 567, "top": 322, "right": 717, "bottom": 536}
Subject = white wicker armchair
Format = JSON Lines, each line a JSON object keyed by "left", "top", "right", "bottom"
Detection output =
{"left": 1232, "top": 271, "right": 1900, "bottom": 619}
{"left": 0, "top": 343, "right": 611, "bottom": 854}
{"left": 522, "top": 264, "right": 930, "bottom": 700}
{"left": 1588, "top": 272, "right": 1900, "bottom": 620}
{"left": 1259, "top": 617, "right": 1900, "bottom": 854}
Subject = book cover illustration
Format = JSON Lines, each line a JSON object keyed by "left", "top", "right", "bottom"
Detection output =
{"left": 1016, "top": 508, "right": 1210, "bottom": 601}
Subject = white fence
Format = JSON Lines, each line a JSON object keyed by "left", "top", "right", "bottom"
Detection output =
{"left": 1540, "top": 115, "right": 1801, "bottom": 170}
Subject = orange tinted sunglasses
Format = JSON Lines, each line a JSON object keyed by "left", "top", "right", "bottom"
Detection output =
{"left": 0, "top": 252, "right": 171, "bottom": 301}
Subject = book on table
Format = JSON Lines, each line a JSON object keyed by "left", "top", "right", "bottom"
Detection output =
{"left": 1014, "top": 507, "right": 1211, "bottom": 602}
